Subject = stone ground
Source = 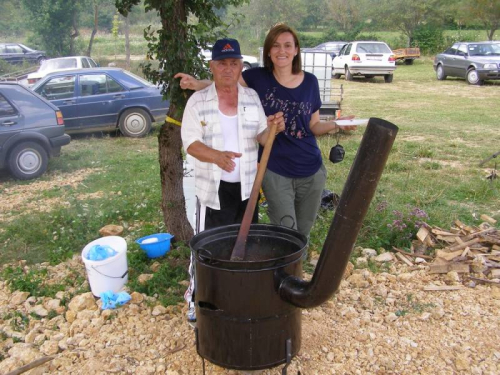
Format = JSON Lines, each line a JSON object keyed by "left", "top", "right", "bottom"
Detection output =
{"left": 1, "top": 255, "right": 499, "bottom": 375}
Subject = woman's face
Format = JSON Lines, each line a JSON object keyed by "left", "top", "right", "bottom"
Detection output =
{"left": 269, "top": 32, "right": 298, "bottom": 70}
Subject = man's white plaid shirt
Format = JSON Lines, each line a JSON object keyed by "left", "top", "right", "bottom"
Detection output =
{"left": 181, "top": 82, "right": 268, "bottom": 210}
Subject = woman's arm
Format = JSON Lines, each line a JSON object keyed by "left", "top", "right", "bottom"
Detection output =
{"left": 174, "top": 73, "right": 248, "bottom": 91}
{"left": 309, "top": 111, "right": 356, "bottom": 136}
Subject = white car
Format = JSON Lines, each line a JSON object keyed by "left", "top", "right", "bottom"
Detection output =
{"left": 201, "top": 47, "right": 259, "bottom": 71}
{"left": 27, "top": 56, "right": 99, "bottom": 86}
{"left": 332, "top": 41, "right": 396, "bottom": 83}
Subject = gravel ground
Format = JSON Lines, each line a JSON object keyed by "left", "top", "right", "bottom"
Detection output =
{"left": 1, "top": 256, "right": 499, "bottom": 375}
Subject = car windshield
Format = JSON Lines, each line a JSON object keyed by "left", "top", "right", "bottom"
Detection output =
{"left": 19, "top": 44, "right": 35, "bottom": 52}
{"left": 40, "top": 58, "right": 77, "bottom": 72}
{"left": 468, "top": 43, "right": 500, "bottom": 56}
{"left": 356, "top": 43, "right": 392, "bottom": 54}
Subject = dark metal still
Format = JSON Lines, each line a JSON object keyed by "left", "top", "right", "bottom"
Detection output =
{"left": 190, "top": 118, "right": 399, "bottom": 372}
{"left": 192, "top": 224, "right": 307, "bottom": 370}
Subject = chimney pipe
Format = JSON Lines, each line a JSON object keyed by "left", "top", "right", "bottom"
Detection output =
{"left": 279, "top": 118, "right": 398, "bottom": 308}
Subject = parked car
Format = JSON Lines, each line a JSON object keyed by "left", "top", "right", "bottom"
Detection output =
{"left": 303, "top": 41, "right": 347, "bottom": 58}
{"left": 433, "top": 42, "right": 500, "bottom": 85}
{"left": 27, "top": 56, "right": 99, "bottom": 86}
{"left": 32, "top": 68, "right": 169, "bottom": 138}
{"left": 0, "top": 43, "right": 46, "bottom": 65}
{"left": 332, "top": 41, "right": 396, "bottom": 83}
{"left": 201, "top": 46, "right": 259, "bottom": 71}
{"left": 0, "top": 82, "right": 70, "bottom": 180}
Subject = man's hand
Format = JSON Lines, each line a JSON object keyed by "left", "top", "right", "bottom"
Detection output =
{"left": 174, "top": 73, "right": 199, "bottom": 91}
{"left": 267, "top": 111, "right": 285, "bottom": 134}
{"left": 214, "top": 151, "right": 242, "bottom": 172}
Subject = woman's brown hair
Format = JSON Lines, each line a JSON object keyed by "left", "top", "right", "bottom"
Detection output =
{"left": 263, "top": 23, "right": 302, "bottom": 75}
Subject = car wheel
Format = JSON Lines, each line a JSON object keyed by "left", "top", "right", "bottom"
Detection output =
{"left": 8, "top": 142, "right": 48, "bottom": 180}
{"left": 384, "top": 74, "right": 393, "bottom": 83}
{"left": 436, "top": 64, "right": 446, "bottom": 80}
{"left": 466, "top": 69, "right": 483, "bottom": 85}
{"left": 118, "top": 108, "right": 152, "bottom": 138}
{"left": 242, "top": 62, "right": 252, "bottom": 71}
{"left": 345, "top": 67, "right": 353, "bottom": 81}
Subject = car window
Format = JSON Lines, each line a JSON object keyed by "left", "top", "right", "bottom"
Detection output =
{"left": 0, "top": 46, "right": 6, "bottom": 53}
{"left": 88, "top": 58, "right": 98, "bottom": 68}
{"left": 43, "top": 58, "right": 77, "bottom": 72}
{"left": 79, "top": 74, "right": 124, "bottom": 96}
{"left": 457, "top": 44, "right": 468, "bottom": 56}
{"left": 345, "top": 44, "right": 352, "bottom": 55}
{"left": 37, "top": 75, "right": 76, "bottom": 100}
{"left": 444, "top": 47, "right": 457, "bottom": 55}
{"left": 469, "top": 44, "right": 500, "bottom": 56}
{"left": 0, "top": 93, "right": 17, "bottom": 117}
{"left": 7, "top": 45, "right": 23, "bottom": 53}
{"left": 356, "top": 43, "right": 391, "bottom": 54}
{"left": 107, "top": 76, "right": 124, "bottom": 93}
{"left": 82, "top": 58, "right": 90, "bottom": 68}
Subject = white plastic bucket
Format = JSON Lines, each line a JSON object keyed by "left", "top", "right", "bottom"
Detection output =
{"left": 81, "top": 236, "right": 128, "bottom": 297}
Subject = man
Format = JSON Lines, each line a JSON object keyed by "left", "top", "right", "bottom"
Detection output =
{"left": 180, "top": 38, "right": 284, "bottom": 323}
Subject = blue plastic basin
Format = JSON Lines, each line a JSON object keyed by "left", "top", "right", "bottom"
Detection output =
{"left": 136, "top": 233, "right": 174, "bottom": 258}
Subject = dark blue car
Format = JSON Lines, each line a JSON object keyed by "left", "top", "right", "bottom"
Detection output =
{"left": 0, "top": 82, "right": 70, "bottom": 180}
{"left": 32, "top": 68, "right": 169, "bottom": 137}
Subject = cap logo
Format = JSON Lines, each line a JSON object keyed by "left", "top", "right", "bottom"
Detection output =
{"left": 222, "top": 43, "right": 234, "bottom": 52}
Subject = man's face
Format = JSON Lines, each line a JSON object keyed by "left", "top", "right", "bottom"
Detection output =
{"left": 210, "top": 58, "right": 242, "bottom": 88}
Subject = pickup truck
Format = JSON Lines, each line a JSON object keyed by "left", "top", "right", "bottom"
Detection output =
{"left": 392, "top": 47, "right": 420, "bottom": 65}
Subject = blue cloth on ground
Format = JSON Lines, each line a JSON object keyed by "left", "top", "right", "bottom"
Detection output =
{"left": 86, "top": 244, "right": 118, "bottom": 261}
{"left": 100, "top": 290, "right": 131, "bottom": 309}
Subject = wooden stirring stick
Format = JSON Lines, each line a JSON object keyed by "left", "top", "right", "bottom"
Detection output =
{"left": 230, "top": 123, "right": 278, "bottom": 261}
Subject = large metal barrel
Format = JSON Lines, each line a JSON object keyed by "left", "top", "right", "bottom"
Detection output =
{"left": 191, "top": 223, "right": 307, "bottom": 371}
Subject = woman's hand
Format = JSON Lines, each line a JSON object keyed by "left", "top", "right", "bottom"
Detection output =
{"left": 335, "top": 115, "right": 356, "bottom": 131}
{"left": 267, "top": 112, "right": 285, "bottom": 134}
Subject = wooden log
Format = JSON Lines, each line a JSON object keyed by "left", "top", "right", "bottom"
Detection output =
{"left": 436, "top": 249, "right": 464, "bottom": 261}
{"left": 460, "top": 247, "right": 470, "bottom": 258}
{"left": 428, "top": 263, "right": 470, "bottom": 274}
{"left": 449, "top": 237, "right": 480, "bottom": 251}
{"left": 469, "top": 276, "right": 500, "bottom": 285}
{"left": 480, "top": 214, "right": 497, "bottom": 225}
{"left": 462, "top": 227, "right": 497, "bottom": 241}
{"left": 5, "top": 356, "right": 55, "bottom": 375}
{"left": 396, "top": 252, "right": 414, "bottom": 266}
{"left": 392, "top": 247, "right": 433, "bottom": 260}
{"left": 424, "top": 285, "right": 464, "bottom": 291}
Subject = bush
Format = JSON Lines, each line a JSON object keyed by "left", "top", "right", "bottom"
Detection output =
{"left": 412, "top": 25, "right": 445, "bottom": 54}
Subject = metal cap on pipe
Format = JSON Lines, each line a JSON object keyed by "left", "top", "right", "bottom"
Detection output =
{"left": 279, "top": 118, "right": 398, "bottom": 308}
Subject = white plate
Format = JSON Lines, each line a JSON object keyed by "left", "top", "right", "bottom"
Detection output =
{"left": 336, "top": 119, "right": 369, "bottom": 127}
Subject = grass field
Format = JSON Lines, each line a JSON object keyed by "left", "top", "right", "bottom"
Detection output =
{"left": 0, "top": 57, "right": 499, "bottom": 305}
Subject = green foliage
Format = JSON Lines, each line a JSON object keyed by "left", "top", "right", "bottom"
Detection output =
{"left": 395, "top": 293, "right": 435, "bottom": 316}
{"left": 1, "top": 267, "right": 65, "bottom": 297}
{"left": 116, "top": 0, "right": 248, "bottom": 119}
{"left": 21, "top": 0, "right": 82, "bottom": 56}
{"left": 413, "top": 24, "right": 446, "bottom": 54}
{"left": 128, "top": 244, "right": 190, "bottom": 306}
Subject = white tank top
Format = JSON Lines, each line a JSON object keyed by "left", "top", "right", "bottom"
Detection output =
{"left": 219, "top": 110, "right": 240, "bottom": 182}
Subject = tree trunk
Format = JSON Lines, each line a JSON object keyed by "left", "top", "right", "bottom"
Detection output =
{"left": 87, "top": 1, "right": 98, "bottom": 57}
{"left": 158, "top": 1, "right": 194, "bottom": 242}
{"left": 158, "top": 105, "right": 194, "bottom": 241}
{"left": 124, "top": 15, "right": 130, "bottom": 69}
{"left": 69, "top": 10, "right": 79, "bottom": 56}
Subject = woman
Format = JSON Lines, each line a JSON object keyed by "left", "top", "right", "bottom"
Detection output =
{"left": 176, "top": 23, "right": 355, "bottom": 237}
